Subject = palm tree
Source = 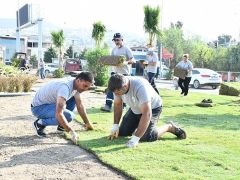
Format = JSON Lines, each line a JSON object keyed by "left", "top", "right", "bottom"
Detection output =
{"left": 143, "top": 5, "right": 161, "bottom": 47}
{"left": 92, "top": 21, "right": 106, "bottom": 48}
{"left": 51, "top": 30, "right": 65, "bottom": 68}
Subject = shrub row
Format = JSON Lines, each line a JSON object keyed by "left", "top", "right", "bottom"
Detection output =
{"left": 0, "top": 75, "right": 37, "bottom": 93}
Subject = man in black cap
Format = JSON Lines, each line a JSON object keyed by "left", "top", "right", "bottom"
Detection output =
{"left": 100, "top": 33, "right": 135, "bottom": 112}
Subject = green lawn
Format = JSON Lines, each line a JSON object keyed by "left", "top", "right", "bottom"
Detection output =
{"left": 73, "top": 89, "right": 240, "bottom": 180}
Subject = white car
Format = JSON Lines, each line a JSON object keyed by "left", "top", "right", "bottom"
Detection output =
{"left": 190, "top": 68, "right": 222, "bottom": 89}
{"left": 44, "top": 63, "right": 59, "bottom": 74}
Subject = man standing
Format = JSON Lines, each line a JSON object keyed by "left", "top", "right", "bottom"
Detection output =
{"left": 108, "top": 74, "right": 186, "bottom": 148}
{"left": 146, "top": 50, "right": 159, "bottom": 94}
{"left": 31, "top": 72, "right": 94, "bottom": 143}
{"left": 176, "top": 54, "right": 193, "bottom": 96}
{"left": 100, "top": 33, "right": 134, "bottom": 112}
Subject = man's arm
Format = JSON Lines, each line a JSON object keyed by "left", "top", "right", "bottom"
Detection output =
{"left": 108, "top": 97, "right": 123, "bottom": 140}
{"left": 134, "top": 102, "right": 152, "bottom": 138}
{"left": 113, "top": 98, "right": 123, "bottom": 124}
{"left": 55, "top": 97, "right": 73, "bottom": 132}
{"left": 74, "top": 93, "right": 93, "bottom": 130}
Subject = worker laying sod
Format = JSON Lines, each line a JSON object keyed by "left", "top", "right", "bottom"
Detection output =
{"left": 67, "top": 89, "right": 240, "bottom": 179}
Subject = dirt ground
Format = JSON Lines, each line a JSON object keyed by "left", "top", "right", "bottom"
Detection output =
{"left": 0, "top": 79, "right": 129, "bottom": 180}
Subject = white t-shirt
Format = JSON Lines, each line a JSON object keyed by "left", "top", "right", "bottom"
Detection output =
{"left": 146, "top": 52, "right": 158, "bottom": 73}
{"left": 176, "top": 60, "right": 193, "bottom": 77}
{"left": 32, "top": 77, "right": 79, "bottom": 106}
{"left": 115, "top": 76, "right": 162, "bottom": 114}
{"left": 111, "top": 46, "right": 133, "bottom": 75}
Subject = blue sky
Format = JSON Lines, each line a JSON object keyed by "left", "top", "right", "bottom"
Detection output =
{"left": 1, "top": 0, "right": 240, "bottom": 41}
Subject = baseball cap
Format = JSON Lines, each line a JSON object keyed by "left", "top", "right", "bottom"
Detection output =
{"left": 112, "top": 33, "right": 123, "bottom": 41}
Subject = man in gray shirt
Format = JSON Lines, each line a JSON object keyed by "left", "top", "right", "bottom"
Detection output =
{"left": 107, "top": 74, "right": 186, "bottom": 148}
{"left": 31, "top": 72, "right": 94, "bottom": 143}
{"left": 101, "top": 33, "right": 134, "bottom": 112}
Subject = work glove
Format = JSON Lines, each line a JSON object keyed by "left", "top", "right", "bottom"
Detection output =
{"left": 83, "top": 123, "right": 94, "bottom": 130}
{"left": 70, "top": 130, "right": 78, "bottom": 144}
{"left": 108, "top": 124, "right": 119, "bottom": 140}
{"left": 126, "top": 135, "right": 140, "bottom": 148}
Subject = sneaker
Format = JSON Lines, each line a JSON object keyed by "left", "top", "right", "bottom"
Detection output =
{"left": 57, "top": 125, "right": 65, "bottom": 132}
{"left": 170, "top": 121, "right": 186, "bottom": 139}
{"left": 100, "top": 105, "right": 112, "bottom": 112}
{"left": 33, "top": 119, "right": 46, "bottom": 137}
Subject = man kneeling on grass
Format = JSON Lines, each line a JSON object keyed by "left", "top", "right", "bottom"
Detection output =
{"left": 31, "top": 72, "right": 94, "bottom": 143}
{"left": 108, "top": 73, "right": 187, "bottom": 148}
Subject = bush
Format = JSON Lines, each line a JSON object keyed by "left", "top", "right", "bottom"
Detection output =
{"left": 0, "top": 76, "right": 8, "bottom": 92}
{"left": 22, "top": 76, "right": 38, "bottom": 92}
{"left": 219, "top": 82, "right": 240, "bottom": 96}
{"left": 85, "top": 48, "right": 109, "bottom": 86}
{"left": 53, "top": 68, "right": 65, "bottom": 78}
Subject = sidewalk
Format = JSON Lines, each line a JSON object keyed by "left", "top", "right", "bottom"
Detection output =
{"left": 0, "top": 78, "right": 127, "bottom": 179}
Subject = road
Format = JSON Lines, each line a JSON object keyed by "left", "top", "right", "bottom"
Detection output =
{"left": 155, "top": 79, "right": 219, "bottom": 95}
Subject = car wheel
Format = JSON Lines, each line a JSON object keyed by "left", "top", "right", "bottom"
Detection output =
{"left": 193, "top": 80, "right": 200, "bottom": 89}
{"left": 45, "top": 70, "right": 50, "bottom": 75}
{"left": 212, "top": 85, "right": 217, "bottom": 89}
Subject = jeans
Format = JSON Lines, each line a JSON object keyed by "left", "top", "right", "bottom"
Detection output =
{"left": 31, "top": 96, "right": 76, "bottom": 126}
{"left": 39, "top": 68, "right": 45, "bottom": 79}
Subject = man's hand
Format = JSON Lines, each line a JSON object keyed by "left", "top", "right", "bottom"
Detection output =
{"left": 126, "top": 135, "right": 140, "bottom": 148}
{"left": 108, "top": 124, "right": 119, "bottom": 140}
{"left": 70, "top": 130, "right": 78, "bottom": 144}
{"left": 83, "top": 123, "right": 94, "bottom": 130}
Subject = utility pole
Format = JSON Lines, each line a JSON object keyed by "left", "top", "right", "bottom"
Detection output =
{"left": 72, "top": 40, "right": 74, "bottom": 59}
{"left": 16, "top": 0, "right": 21, "bottom": 53}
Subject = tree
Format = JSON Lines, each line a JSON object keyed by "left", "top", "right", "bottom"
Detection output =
{"left": 160, "top": 23, "right": 185, "bottom": 68}
{"left": 29, "top": 55, "right": 38, "bottom": 68}
{"left": 44, "top": 46, "right": 57, "bottom": 63}
{"left": 92, "top": 21, "right": 106, "bottom": 48}
{"left": 64, "top": 45, "right": 78, "bottom": 58}
{"left": 51, "top": 30, "right": 65, "bottom": 68}
{"left": 218, "top": 34, "right": 232, "bottom": 47}
{"left": 143, "top": 5, "right": 161, "bottom": 47}
{"left": 85, "top": 48, "right": 109, "bottom": 86}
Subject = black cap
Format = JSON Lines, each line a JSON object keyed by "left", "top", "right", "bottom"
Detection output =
{"left": 112, "top": 33, "right": 123, "bottom": 41}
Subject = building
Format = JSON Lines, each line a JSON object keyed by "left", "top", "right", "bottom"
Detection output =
{"left": 0, "top": 35, "right": 52, "bottom": 64}
{"left": 0, "top": 35, "right": 26, "bottom": 62}
{"left": 26, "top": 35, "right": 52, "bottom": 58}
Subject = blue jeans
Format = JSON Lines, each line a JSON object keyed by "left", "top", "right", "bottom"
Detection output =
{"left": 31, "top": 96, "right": 76, "bottom": 126}
{"left": 39, "top": 68, "right": 45, "bottom": 79}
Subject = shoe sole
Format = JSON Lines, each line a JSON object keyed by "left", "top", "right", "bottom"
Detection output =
{"left": 32, "top": 122, "right": 46, "bottom": 138}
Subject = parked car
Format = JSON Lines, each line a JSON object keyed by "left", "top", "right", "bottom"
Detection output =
{"left": 64, "top": 59, "right": 81, "bottom": 74}
{"left": 45, "top": 63, "right": 59, "bottom": 74}
{"left": 221, "top": 73, "right": 239, "bottom": 82}
{"left": 190, "top": 68, "right": 222, "bottom": 89}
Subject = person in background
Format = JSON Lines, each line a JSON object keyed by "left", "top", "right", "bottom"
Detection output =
{"left": 38, "top": 58, "right": 45, "bottom": 79}
{"left": 175, "top": 54, "right": 193, "bottom": 96}
{"left": 31, "top": 72, "right": 94, "bottom": 144}
{"left": 100, "top": 33, "right": 135, "bottom": 112}
{"left": 146, "top": 50, "right": 159, "bottom": 94}
{"left": 19, "top": 55, "right": 27, "bottom": 71}
{"left": 108, "top": 73, "right": 186, "bottom": 148}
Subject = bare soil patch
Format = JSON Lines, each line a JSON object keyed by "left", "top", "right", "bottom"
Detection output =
{"left": 0, "top": 79, "right": 129, "bottom": 179}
